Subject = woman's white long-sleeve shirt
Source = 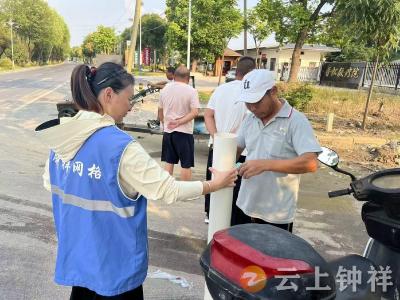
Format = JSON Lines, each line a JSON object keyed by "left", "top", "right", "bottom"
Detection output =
{"left": 40, "top": 111, "right": 203, "bottom": 203}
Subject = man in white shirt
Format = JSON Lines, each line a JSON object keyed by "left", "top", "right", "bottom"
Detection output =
{"left": 204, "top": 56, "right": 256, "bottom": 223}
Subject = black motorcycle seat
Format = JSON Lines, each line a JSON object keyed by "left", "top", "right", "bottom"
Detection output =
{"left": 328, "top": 254, "right": 382, "bottom": 300}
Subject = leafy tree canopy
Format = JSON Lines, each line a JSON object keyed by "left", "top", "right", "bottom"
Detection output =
{"left": 166, "top": 0, "right": 242, "bottom": 62}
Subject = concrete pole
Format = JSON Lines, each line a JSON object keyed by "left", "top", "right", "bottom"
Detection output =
{"left": 6, "top": 20, "right": 15, "bottom": 69}
{"left": 326, "top": 113, "right": 334, "bottom": 132}
{"left": 186, "top": 0, "right": 192, "bottom": 70}
{"left": 127, "top": 0, "right": 141, "bottom": 73}
{"left": 204, "top": 133, "right": 237, "bottom": 300}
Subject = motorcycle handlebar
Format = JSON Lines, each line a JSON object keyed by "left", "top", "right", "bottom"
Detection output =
{"left": 328, "top": 188, "right": 352, "bottom": 198}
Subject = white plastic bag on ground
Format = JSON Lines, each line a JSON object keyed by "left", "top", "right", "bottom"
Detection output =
{"left": 147, "top": 269, "right": 193, "bottom": 289}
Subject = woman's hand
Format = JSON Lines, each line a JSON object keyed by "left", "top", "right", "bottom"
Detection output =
{"left": 209, "top": 167, "right": 238, "bottom": 191}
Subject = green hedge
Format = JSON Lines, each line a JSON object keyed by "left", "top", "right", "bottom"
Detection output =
{"left": 276, "top": 82, "right": 313, "bottom": 111}
{"left": 0, "top": 58, "right": 13, "bottom": 70}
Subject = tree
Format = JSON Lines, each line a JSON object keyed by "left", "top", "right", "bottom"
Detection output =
{"left": 165, "top": 0, "right": 242, "bottom": 68}
{"left": 4, "top": 39, "right": 29, "bottom": 65}
{"left": 336, "top": 0, "right": 400, "bottom": 129}
{"left": 0, "top": 24, "right": 10, "bottom": 58}
{"left": 82, "top": 33, "right": 96, "bottom": 63}
{"left": 81, "top": 26, "right": 117, "bottom": 63}
{"left": 319, "top": 15, "right": 377, "bottom": 62}
{"left": 32, "top": 8, "right": 62, "bottom": 63}
{"left": 120, "top": 27, "right": 131, "bottom": 48}
{"left": 70, "top": 46, "right": 83, "bottom": 60}
{"left": 3, "top": 0, "right": 52, "bottom": 60}
{"left": 247, "top": 7, "right": 273, "bottom": 68}
{"left": 141, "top": 14, "right": 167, "bottom": 58}
{"left": 324, "top": 44, "right": 375, "bottom": 62}
{"left": 257, "top": 0, "right": 337, "bottom": 82}
{"left": 90, "top": 26, "right": 117, "bottom": 55}
{"left": 121, "top": 13, "right": 167, "bottom": 66}
{"left": 0, "top": 0, "right": 70, "bottom": 64}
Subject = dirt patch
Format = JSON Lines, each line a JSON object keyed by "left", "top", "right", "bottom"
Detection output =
{"left": 317, "top": 132, "right": 400, "bottom": 169}
{"left": 307, "top": 111, "right": 400, "bottom": 168}
{"left": 359, "top": 143, "right": 400, "bottom": 167}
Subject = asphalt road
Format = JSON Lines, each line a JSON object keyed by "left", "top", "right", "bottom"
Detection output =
{"left": 0, "top": 62, "right": 370, "bottom": 300}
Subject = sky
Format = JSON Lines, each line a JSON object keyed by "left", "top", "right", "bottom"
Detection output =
{"left": 46, "top": 0, "right": 266, "bottom": 50}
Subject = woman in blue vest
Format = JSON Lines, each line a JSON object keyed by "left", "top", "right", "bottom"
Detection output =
{"left": 36, "top": 62, "right": 237, "bottom": 300}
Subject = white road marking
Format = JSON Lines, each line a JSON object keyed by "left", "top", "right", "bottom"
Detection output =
{"left": 13, "top": 82, "right": 66, "bottom": 112}
{"left": 19, "top": 89, "right": 47, "bottom": 101}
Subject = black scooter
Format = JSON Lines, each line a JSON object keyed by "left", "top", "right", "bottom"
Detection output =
{"left": 201, "top": 147, "right": 400, "bottom": 299}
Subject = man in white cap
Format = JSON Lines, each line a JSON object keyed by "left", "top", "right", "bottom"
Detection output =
{"left": 235, "top": 69, "right": 321, "bottom": 231}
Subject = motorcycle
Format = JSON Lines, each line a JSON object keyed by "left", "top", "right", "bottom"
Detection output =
{"left": 200, "top": 147, "right": 400, "bottom": 299}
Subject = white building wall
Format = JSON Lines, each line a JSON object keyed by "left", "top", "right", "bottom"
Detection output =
{"left": 276, "top": 50, "right": 323, "bottom": 67}
{"left": 238, "top": 47, "right": 325, "bottom": 79}
{"left": 257, "top": 48, "right": 324, "bottom": 79}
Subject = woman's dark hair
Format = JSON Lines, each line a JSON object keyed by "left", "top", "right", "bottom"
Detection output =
{"left": 70, "top": 62, "right": 134, "bottom": 113}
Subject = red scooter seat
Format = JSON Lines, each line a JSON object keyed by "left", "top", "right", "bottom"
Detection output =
{"left": 200, "top": 224, "right": 336, "bottom": 299}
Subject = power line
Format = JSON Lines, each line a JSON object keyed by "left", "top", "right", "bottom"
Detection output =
{"left": 122, "top": 11, "right": 167, "bottom": 33}
{"left": 142, "top": 23, "right": 165, "bottom": 33}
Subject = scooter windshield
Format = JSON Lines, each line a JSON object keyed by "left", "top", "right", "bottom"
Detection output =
{"left": 371, "top": 174, "right": 400, "bottom": 189}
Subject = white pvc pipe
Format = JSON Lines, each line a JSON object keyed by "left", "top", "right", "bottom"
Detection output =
{"left": 204, "top": 133, "right": 237, "bottom": 300}
{"left": 207, "top": 132, "right": 237, "bottom": 242}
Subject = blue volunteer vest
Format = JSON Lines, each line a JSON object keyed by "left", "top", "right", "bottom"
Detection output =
{"left": 49, "top": 126, "right": 148, "bottom": 296}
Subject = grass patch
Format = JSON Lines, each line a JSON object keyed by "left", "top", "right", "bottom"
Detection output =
{"left": 194, "top": 83, "right": 400, "bottom": 131}
{"left": 131, "top": 68, "right": 166, "bottom": 77}
{"left": 304, "top": 85, "right": 400, "bottom": 130}
{"left": 199, "top": 90, "right": 213, "bottom": 104}
{"left": 274, "top": 82, "right": 400, "bottom": 131}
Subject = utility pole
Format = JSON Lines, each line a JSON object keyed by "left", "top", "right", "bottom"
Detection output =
{"left": 139, "top": 13, "right": 142, "bottom": 71}
{"left": 186, "top": 0, "right": 192, "bottom": 70}
{"left": 243, "top": 0, "right": 247, "bottom": 55}
{"left": 127, "top": 0, "right": 142, "bottom": 73}
{"left": 6, "top": 19, "right": 16, "bottom": 69}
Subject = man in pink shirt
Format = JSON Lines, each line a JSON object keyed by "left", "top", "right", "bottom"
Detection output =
{"left": 158, "top": 65, "right": 200, "bottom": 180}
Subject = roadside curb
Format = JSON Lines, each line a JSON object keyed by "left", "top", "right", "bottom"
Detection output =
{"left": 0, "top": 62, "right": 64, "bottom": 75}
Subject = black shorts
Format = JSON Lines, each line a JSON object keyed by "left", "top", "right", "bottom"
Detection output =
{"left": 70, "top": 285, "right": 143, "bottom": 300}
{"left": 161, "top": 131, "right": 194, "bottom": 168}
{"left": 232, "top": 208, "right": 293, "bottom": 233}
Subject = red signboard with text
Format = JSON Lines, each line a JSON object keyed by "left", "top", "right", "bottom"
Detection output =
{"left": 142, "top": 47, "right": 151, "bottom": 66}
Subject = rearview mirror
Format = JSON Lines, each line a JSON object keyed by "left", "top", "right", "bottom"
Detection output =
{"left": 318, "top": 147, "right": 339, "bottom": 167}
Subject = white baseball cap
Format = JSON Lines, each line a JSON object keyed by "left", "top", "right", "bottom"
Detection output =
{"left": 237, "top": 69, "right": 275, "bottom": 103}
